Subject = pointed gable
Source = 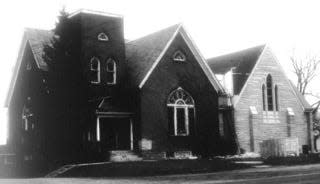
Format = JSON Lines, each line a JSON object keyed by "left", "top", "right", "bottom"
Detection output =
{"left": 289, "top": 81, "right": 312, "bottom": 110}
{"left": 5, "top": 28, "right": 52, "bottom": 107}
{"left": 24, "top": 28, "right": 53, "bottom": 71}
{"left": 207, "top": 45, "right": 265, "bottom": 95}
{"left": 126, "top": 24, "right": 180, "bottom": 87}
{"left": 126, "top": 24, "right": 223, "bottom": 92}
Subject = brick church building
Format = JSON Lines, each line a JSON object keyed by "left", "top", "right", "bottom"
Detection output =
{"left": 5, "top": 10, "right": 313, "bottom": 170}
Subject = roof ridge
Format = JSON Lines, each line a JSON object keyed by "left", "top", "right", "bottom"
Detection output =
{"left": 207, "top": 44, "right": 266, "bottom": 62}
{"left": 126, "top": 23, "right": 181, "bottom": 44}
{"left": 24, "top": 27, "right": 52, "bottom": 32}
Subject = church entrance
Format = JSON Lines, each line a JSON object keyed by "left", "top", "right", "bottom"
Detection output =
{"left": 97, "top": 117, "right": 133, "bottom": 151}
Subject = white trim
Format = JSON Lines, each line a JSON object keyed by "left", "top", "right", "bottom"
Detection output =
{"left": 138, "top": 24, "right": 182, "bottom": 88}
{"left": 96, "top": 111, "right": 133, "bottom": 116}
{"left": 90, "top": 57, "right": 101, "bottom": 84}
{"left": 179, "top": 25, "right": 224, "bottom": 92}
{"left": 96, "top": 117, "right": 100, "bottom": 141}
{"left": 234, "top": 45, "right": 267, "bottom": 108}
{"left": 97, "top": 33, "right": 109, "bottom": 41}
{"left": 106, "top": 58, "right": 116, "bottom": 85}
{"left": 167, "top": 104, "right": 194, "bottom": 108}
{"left": 268, "top": 47, "right": 307, "bottom": 111}
{"left": 130, "top": 119, "right": 133, "bottom": 150}
{"left": 172, "top": 50, "right": 186, "bottom": 62}
{"left": 68, "top": 9, "right": 123, "bottom": 19}
{"left": 168, "top": 87, "right": 194, "bottom": 136}
{"left": 5, "top": 33, "right": 28, "bottom": 107}
{"left": 138, "top": 24, "right": 223, "bottom": 92}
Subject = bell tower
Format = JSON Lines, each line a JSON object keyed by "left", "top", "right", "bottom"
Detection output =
{"left": 69, "top": 10, "right": 126, "bottom": 103}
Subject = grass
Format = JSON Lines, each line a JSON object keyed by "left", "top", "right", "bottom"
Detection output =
{"left": 264, "top": 153, "right": 320, "bottom": 165}
{"left": 59, "top": 158, "right": 250, "bottom": 177}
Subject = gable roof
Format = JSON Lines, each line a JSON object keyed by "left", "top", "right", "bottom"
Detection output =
{"left": 25, "top": 28, "right": 53, "bottom": 71}
{"left": 289, "top": 80, "right": 312, "bottom": 111}
{"left": 5, "top": 28, "right": 52, "bottom": 107}
{"left": 126, "top": 24, "right": 224, "bottom": 92}
{"left": 126, "top": 24, "right": 181, "bottom": 88}
{"left": 207, "top": 45, "right": 265, "bottom": 74}
{"left": 207, "top": 45, "right": 265, "bottom": 94}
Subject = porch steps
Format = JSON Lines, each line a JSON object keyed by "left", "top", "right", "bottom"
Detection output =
{"left": 109, "top": 150, "right": 142, "bottom": 162}
{"left": 45, "top": 164, "right": 76, "bottom": 177}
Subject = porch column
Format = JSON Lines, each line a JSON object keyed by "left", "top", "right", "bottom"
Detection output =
{"left": 130, "top": 119, "right": 133, "bottom": 150}
{"left": 96, "top": 117, "right": 100, "bottom": 142}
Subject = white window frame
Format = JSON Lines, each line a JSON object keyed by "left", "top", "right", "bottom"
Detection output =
{"left": 90, "top": 57, "right": 101, "bottom": 84}
{"left": 97, "top": 32, "right": 109, "bottom": 41}
{"left": 167, "top": 87, "right": 194, "bottom": 136}
{"left": 22, "top": 105, "right": 33, "bottom": 131}
{"left": 106, "top": 58, "right": 116, "bottom": 85}
{"left": 172, "top": 50, "right": 186, "bottom": 62}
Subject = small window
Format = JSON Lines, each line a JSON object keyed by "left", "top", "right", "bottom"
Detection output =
{"left": 106, "top": 58, "right": 116, "bottom": 85}
{"left": 98, "top": 33, "right": 109, "bottom": 41}
{"left": 172, "top": 50, "right": 186, "bottom": 62}
{"left": 26, "top": 62, "right": 32, "bottom": 70}
{"left": 90, "top": 57, "right": 100, "bottom": 84}
{"left": 22, "top": 105, "right": 32, "bottom": 131}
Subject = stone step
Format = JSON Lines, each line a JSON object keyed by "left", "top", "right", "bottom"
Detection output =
{"left": 109, "top": 150, "right": 142, "bottom": 162}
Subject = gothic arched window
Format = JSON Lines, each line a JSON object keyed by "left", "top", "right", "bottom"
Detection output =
{"left": 106, "top": 58, "right": 116, "bottom": 85}
{"left": 275, "top": 85, "right": 279, "bottom": 111}
{"left": 167, "top": 87, "right": 195, "bottom": 136}
{"left": 262, "top": 84, "right": 266, "bottom": 111}
{"left": 90, "top": 57, "right": 100, "bottom": 84}
{"left": 266, "top": 74, "right": 273, "bottom": 111}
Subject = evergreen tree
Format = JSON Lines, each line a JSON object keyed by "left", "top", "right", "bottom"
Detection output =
{"left": 42, "top": 8, "right": 88, "bottom": 165}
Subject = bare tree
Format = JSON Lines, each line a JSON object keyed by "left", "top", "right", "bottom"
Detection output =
{"left": 290, "top": 52, "right": 320, "bottom": 95}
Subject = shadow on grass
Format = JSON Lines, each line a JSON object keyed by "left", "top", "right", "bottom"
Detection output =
{"left": 59, "top": 158, "right": 251, "bottom": 178}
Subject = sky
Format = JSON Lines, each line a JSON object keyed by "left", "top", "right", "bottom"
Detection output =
{"left": 1, "top": 0, "right": 320, "bottom": 144}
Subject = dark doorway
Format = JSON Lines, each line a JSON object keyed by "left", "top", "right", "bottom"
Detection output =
{"left": 100, "top": 118, "right": 131, "bottom": 151}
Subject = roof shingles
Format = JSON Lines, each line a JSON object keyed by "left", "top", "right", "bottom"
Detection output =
{"left": 125, "top": 24, "right": 180, "bottom": 87}
{"left": 25, "top": 28, "right": 53, "bottom": 71}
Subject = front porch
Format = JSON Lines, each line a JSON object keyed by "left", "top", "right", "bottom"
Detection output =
{"left": 93, "top": 111, "right": 140, "bottom": 161}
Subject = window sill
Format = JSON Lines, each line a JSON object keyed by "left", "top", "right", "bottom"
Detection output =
{"left": 172, "top": 134, "right": 189, "bottom": 137}
{"left": 91, "top": 82, "right": 101, "bottom": 85}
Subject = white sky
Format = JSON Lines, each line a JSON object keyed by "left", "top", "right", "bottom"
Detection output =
{"left": 1, "top": 0, "right": 320, "bottom": 144}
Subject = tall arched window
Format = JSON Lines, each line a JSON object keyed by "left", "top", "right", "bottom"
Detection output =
{"left": 275, "top": 85, "right": 279, "bottom": 111}
{"left": 106, "top": 58, "right": 116, "bottom": 85}
{"left": 266, "top": 74, "right": 273, "bottom": 111}
{"left": 262, "top": 84, "right": 266, "bottom": 111}
{"left": 90, "top": 57, "right": 100, "bottom": 84}
{"left": 167, "top": 87, "right": 195, "bottom": 136}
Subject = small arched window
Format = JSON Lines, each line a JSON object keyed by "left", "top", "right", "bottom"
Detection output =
{"left": 275, "top": 85, "right": 279, "bottom": 111}
{"left": 266, "top": 74, "right": 273, "bottom": 111}
{"left": 90, "top": 57, "right": 100, "bottom": 84}
{"left": 262, "top": 84, "right": 266, "bottom": 111}
{"left": 172, "top": 50, "right": 186, "bottom": 62}
{"left": 97, "top": 33, "right": 109, "bottom": 41}
{"left": 106, "top": 58, "right": 116, "bottom": 85}
{"left": 167, "top": 87, "right": 195, "bottom": 136}
{"left": 22, "top": 102, "right": 33, "bottom": 131}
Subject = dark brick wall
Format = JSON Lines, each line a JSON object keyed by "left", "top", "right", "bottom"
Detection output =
{"left": 139, "top": 33, "right": 222, "bottom": 156}
{"left": 234, "top": 47, "right": 309, "bottom": 153}
{"left": 8, "top": 43, "right": 49, "bottom": 170}
{"left": 78, "top": 13, "right": 126, "bottom": 101}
